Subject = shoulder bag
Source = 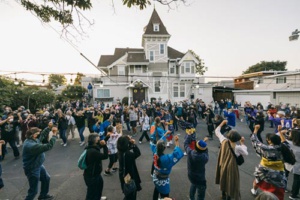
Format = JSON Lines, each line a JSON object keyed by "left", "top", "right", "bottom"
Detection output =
{"left": 123, "top": 153, "right": 136, "bottom": 196}
{"left": 228, "top": 140, "right": 244, "bottom": 166}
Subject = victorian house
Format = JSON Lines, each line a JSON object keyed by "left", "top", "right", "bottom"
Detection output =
{"left": 82, "top": 9, "right": 207, "bottom": 104}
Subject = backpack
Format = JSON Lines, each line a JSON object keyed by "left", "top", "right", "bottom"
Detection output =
{"left": 282, "top": 142, "right": 296, "bottom": 165}
{"left": 78, "top": 150, "right": 87, "bottom": 170}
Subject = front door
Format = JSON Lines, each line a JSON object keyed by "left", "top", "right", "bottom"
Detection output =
{"left": 133, "top": 88, "right": 145, "bottom": 103}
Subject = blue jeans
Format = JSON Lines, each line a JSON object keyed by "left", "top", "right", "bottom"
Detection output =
{"left": 189, "top": 184, "right": 206, "bottom": 200}
{"left": 125, "top": 122, "right": 131, "bottom": 131}
{"left": 78, "top": 126, "right": 85, "bottom": 142}
{"left": 84, "top": 175, "right": 103, "bottom": 200}
{"left": 59, "top": 129, "right": 67, "bottom": 144}
{"left": 24, "top": 165, "right": 50, "bottom": 200}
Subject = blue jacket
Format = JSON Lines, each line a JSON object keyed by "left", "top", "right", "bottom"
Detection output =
{"left": 184, "top": 135, "right": 208, "bottom": 185}
{"left": 93, "top": 120, "right": 111, "bottom": 140}
{"left": 22, "top": 136, "right": 57, "bottom": 171}
{"left": 224, "top": 111, "right": 236, "bottom": 127}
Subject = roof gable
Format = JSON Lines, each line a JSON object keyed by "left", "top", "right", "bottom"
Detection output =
{"left": 168, "top": 46, "right": 184, "bottom": 59}
{"left": 98, "top": 48, "right": 144, "bottom": 67}
{"left": 144, "top": 9, "right": 169, "bottom": 35}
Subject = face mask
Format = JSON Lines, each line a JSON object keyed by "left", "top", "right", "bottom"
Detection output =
{"left": 276, "top": 114, "right": 279, "bottom": 118}
{"left": 9, "top": 119, "right": 13, "bottom": 122}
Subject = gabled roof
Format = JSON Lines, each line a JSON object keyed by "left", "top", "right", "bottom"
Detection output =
{"left": 127, "top": 52, "right": 149, "bottom": 63}
{"left": 98, "top": 48, "right": 144, "bottom": 67}
{"left": 143, "top": 9, "right": 169, "bottom": 35}
{"left": 168, "top": 46, "right": 184, "bottom": 59}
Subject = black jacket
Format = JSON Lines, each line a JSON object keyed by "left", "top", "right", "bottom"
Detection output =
{"left": 84, "top": 145, "right": 108, "bottom": 177}
{"left": 118, "top": 144, "right": 142, "bottom": 192}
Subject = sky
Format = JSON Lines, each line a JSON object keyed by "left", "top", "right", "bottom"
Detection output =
{"left": 0, "top": 0, "right": 300, "bottom": 83}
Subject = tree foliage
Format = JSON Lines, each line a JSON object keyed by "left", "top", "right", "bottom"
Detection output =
{"left": 74, "top": 72, "right": 85, "bottom": 85}
{"left": 189, "top": 50, "right": 206, "bottom": 75}
{"left": 0, "top": 77, "right": 55, "bottom": 111}
{"left": 242, "top": 61, "right": 287, "bottom": 74}
{"left": 61, "top": 85, "right": 87, "bottom": 100}
{"left": 17, "top": 0, "right": 187, "bottom": 39}
{"left": 48, "top": 74, "right": 67, "bottom": 87}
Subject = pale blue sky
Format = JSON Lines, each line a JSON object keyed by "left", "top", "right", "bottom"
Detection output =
{"left": 0, "top": 0, "right": 299, "bottom": 82}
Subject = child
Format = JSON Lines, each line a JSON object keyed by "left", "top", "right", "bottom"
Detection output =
{"left": 164, "top": 110, "right": 174, "bottom": 147}
{"left": 104, "top": 125, "right": 122, "bottom": 175}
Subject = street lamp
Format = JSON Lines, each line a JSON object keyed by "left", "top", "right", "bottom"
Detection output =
{"left": 289, "top": 29, "right": 300, "bottom": 41}
{"left": 27, "top": 92, "right": 35, "bottom": 110}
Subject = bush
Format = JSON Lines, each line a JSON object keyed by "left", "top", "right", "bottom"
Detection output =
{"left": 122, "top": 97, "right": 129, "bottom": 106}
{"left": 150, "top": 97, "right": 156, "bottom": 103}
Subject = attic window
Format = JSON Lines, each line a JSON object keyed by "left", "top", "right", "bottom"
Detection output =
{"left": 153, "top": 23, "right": 159, "bottom": 32}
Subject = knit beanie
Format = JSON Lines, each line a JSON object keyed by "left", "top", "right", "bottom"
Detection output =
{"left": 196, "top": 140, "right": 207, "bottom": 150}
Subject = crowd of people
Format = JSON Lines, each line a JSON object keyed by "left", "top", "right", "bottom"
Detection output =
{"left": 0, "top": 98, "right": 300, "bottom": 200}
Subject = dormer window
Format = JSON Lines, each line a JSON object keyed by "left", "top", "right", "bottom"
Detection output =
{"left": 153, "top": 23, "right": 159, "bottom": 32}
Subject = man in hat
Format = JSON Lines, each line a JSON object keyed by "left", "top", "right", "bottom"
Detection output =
{"left": 268, "top": 110, "right": 286, "bottom": 133}
{"left": 184, "top": 129, "right": 209, "bottom": 200}
{"left": 22, "top": 127, "right": 58, "bottom": 200}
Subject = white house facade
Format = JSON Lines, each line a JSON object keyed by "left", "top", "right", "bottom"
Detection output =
{"left": 233, "top": 71, "right": 300, "bottom": 107}
{"left": 82, "top": 9, "right": 212, "bottom": 105}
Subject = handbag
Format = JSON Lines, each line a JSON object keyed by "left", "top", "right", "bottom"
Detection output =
{"left": 123, "top": 153, "right": 136, "bottom": 196}
{"left": 228, "top": 141, "right": 244, "bottom": 166}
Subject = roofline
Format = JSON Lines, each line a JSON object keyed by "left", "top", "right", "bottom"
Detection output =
{"left": 143, "top": 34, "right": 171, "bottom": 37}
{"left": 107, "top": 53, "right": 128, "bottom": 69}
{"left": 126, "top": 62, "right": 150, "bottom": 65}
{"left": 233, "top": 88, "right": 300, "bottom": 93}
{"left": 264, "top": 71, "right": 300, "bottom": 78}
{"left": 235, "top": 71, "right": 288, "bottom": 79}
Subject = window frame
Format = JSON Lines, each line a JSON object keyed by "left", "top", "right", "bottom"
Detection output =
{"left": 149, "top": 51, "right": 154, "bottom": 62}
{"left": 118, "top": 66, "right": 125, "bottom": 76}
{"left": 160, "top": 44, "right": 165, "bottom": 54}
{"left": 276, "top": 77, "right": 286, "bottom": 84}
{"left": 173, "top": 83, "right": 185, "bottom": 98}
{"left": 97, "top": 89, "right": 110, "bottom": 98}
{"left": 153, "top": 23, "right": 159, "bottom": 32}
{"left": 154, "top": 78, "right": 161, "bottom": 93}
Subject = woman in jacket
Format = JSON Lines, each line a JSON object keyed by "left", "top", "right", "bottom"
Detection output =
{"left": 279, "top": 126, "right": 300, "bottom": 200}
{"left": 215, "top": 120, "right": 248, "bottom": 200}
{"left": 84, "top": 133, "right": 108, "bottom": 200}
{"left": 73, "top": 110, "right": 86, "bottom": 146}
{"left": 117, "top": 135, "right": 142, "bottom": 200}
{"left": 250, "top": 125, "right": 288, "bottom": 200}
{"left": 151, "top": 134, "right": 184, "bottom": 200}
{"left": 57, "top": 110, "right": 68, "bottom": 146}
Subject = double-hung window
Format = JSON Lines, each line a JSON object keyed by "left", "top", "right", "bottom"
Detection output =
{"left": 97, "top": 89, "right": 110, "bottom": 98}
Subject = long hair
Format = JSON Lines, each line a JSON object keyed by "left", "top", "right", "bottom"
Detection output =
{"left": 117, "top": 135, "right": 130, "bottom": 153}
{"left": 154, "top": 117, "right": 161, "bottom": 142}
{"left": 156, "top": 140, "right": 165, "bottom": 167}
{"left": 291, "top": 129, "right": 300, "bottom": 146}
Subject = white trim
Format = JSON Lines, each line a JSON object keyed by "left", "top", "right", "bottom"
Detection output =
{"left": 172, "top": 82, "right": 186, "bottom": 98}
{"left": 178, "top": 51, "right": 200, "bottom": 65}
{"left": 153, "top": 23, "right": 160, "bottom": 32}
{"left": 118, "top": 65, "right": 125, "bottom": 76}
{"left": 107, "top": 53, "right": 128, "bottom": 69}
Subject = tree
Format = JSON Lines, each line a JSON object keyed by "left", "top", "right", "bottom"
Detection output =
{"left": 242, "top": 61, "right": 287, "bottom": 74}
{"left": 189, "top": 50, "right": 206, "bottom": 75}
{"left": 61, "top": 85, "right": 87, "bottom": 100}
{"left": 74, "top": 72, "right": 85, "bottom": 85}
{"left": 18, "top": 0, "right": 188, "bottom": 38}
{"left": 48, "top": 74, "right": 67, "bottom": 88}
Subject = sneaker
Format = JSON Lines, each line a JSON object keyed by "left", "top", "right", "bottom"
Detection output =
{"left": 166, "top": 142, "right": 170, "bottom": 147}
{"left": 169, "top": 140, "right": 173, "bottom": 145}
{"left": 184, "top": 152, "right": 187, "bottom": 156}
{"left": 111, "top": 168, "right": 117, "bottom": 173}
{"left": 101, "top": 197, "right": 107, "bottom": 200}
{"left": 112, "top": 167, "right": 118, "bottom": 171}
{"left": 289, "top": 195, "right": 300, "bottom": 200}
{"left": 104, "top": 170, "right": 112, "bottom": 176}
{"left": 63, "top": 143, "right": 67, "bottom": 147}
{"left": 16, "top": 144, "right": 20, "bottom": 148}
{"left": 38, "top": 194, "right": 54, "bottom": 200}
{"left": 80, "top": 142, "right": 85, "bottom": 146}
{"left": 285, "top": 189, "right": 290, "bottom": 193}
{"left": 251, "top": 188, "right": 258, "bottom": 196}
{"left": 139, "top": 141, "right": 142, "bottom": 144}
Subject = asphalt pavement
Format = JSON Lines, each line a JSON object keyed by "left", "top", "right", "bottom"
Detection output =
{"left": 0, "top": 119, "right": 294, "bottom": 200}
